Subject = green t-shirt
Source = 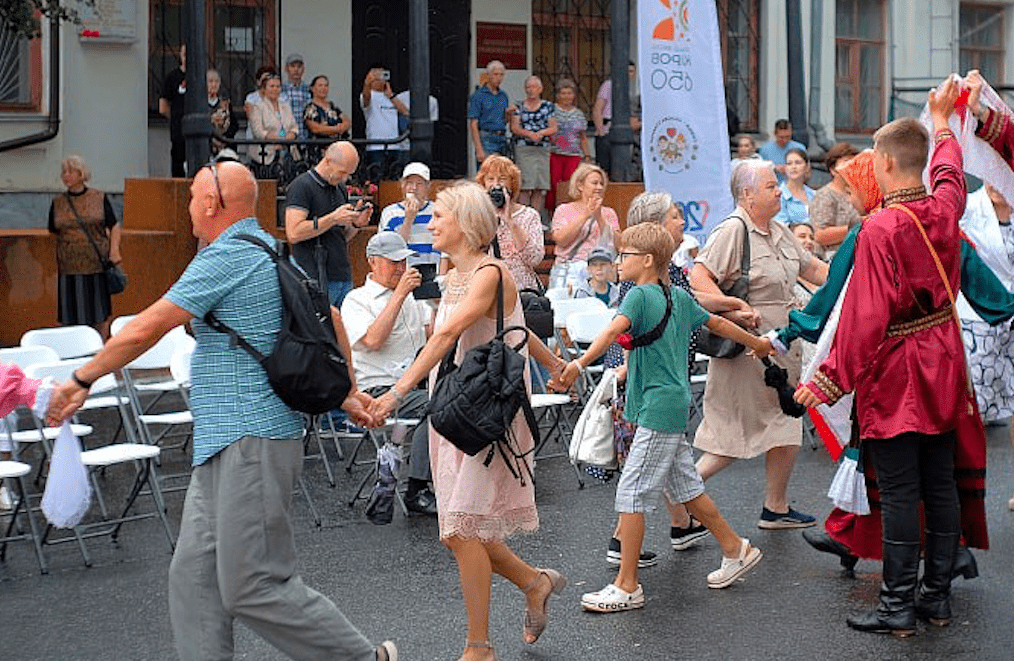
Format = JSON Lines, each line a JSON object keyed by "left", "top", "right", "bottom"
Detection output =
{"left": 618, "top": 284, "right": 710, "bottom": 433}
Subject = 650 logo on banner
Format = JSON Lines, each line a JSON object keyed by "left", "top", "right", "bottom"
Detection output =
{"left": 649, "top": 53, "right": 693, "bottom": 92}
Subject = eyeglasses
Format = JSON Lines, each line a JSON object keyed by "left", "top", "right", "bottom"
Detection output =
{"left": 204, "top": 161, "right": 226, "bottom": 210}
{"left": 618, "top": 251, "right": 648, "bottom": 261}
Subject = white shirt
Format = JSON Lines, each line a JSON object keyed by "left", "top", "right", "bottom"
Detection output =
{"left": 392, "top": 91, "right": 439, "bottom": 149}
{"left": 359, "top": 91, "right": 402, "bottom": 151}
{"left": 341, "top": 276, "right": 430, "bottom": 390}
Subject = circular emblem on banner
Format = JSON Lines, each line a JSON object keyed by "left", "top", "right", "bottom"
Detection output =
{"left": 648, "top": 117, "right": 698, "bottom": 174}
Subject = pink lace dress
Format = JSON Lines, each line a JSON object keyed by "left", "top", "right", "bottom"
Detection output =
{"left": 429, "top": 260, "right": 539, "bottom": 541}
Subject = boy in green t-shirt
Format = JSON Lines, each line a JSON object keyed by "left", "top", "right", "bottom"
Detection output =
{"left": 556, "top": 223, "right": 774, "bottom": 612}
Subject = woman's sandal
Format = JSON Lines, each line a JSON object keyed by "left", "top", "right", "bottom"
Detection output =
{"left": 522, "top": 568, "right": 567, "bottom": 644}
{"left": 456, "top": 640, "right": 497, "bottom": 661}
{"left": 376, "top": 640, "right": 398, "bottom": 661}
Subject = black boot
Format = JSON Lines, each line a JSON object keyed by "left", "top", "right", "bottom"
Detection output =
{"left": 917, "top": 531, "right": 960, "bottom": 627}
{"left": 801, "top": 528, "right": 859, "bottom": 577}
{"left": 847, "top": 539, "right": 919, "bottom": 638}
{"left": 951, "top": 544, "right": 978, "bottom": 580}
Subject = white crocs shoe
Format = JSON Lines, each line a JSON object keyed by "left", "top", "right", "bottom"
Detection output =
{"left": 707, "top": 538, "right": 762, "bottom": 589}
{"left": 580, "top": 583, "right": 645, "bottom": 612}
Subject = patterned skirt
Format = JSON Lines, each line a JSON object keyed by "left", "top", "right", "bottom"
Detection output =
{"left": 58, "top": 273, "right": 111, "bottom": 326}
{"left": 962, "top": 319, "right": 1014, "bottom": 422}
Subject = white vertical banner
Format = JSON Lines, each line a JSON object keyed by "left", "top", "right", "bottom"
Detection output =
{"left": 638, "top": 0, "right": 734, "bottom": 243}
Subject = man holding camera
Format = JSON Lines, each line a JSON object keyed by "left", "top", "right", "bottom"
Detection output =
{"left": 285, "top": 141, "right": 372, "bottom": 307}
{"left": 361, "top": 64, "right": 409, "bottom": 180}
{"left": 379, "top": 162, "right": 440, "bottom": 268}
{"left": 342, "top": 232, "right": 437, "bottom": 515}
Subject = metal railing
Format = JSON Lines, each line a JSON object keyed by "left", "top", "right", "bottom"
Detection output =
{"left": 213, "top": 130, "right": 411, "bottom": 194}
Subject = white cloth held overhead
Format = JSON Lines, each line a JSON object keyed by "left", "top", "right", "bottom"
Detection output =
{"left": 34, "top": 379, "right": 92, "bottom": 528}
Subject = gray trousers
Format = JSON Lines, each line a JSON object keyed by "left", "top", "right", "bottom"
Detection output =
{"left": 168, "top": 436, "right": 376, "bottom": 661}
{"left": 366, "top": 386, "right": 432, "bottom": 483}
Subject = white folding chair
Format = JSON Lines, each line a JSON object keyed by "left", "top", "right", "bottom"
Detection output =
{"left": 21, "top": 326, "right": 103, "bottom": 359}
{"left": 0, "top": 460, "right": 48, "bottom": 573}
{"left": 115, "top": 324, "right": 193, "bottom": 456}
{"left": 544, "top": 287, "right": 570, "bottom": 302}
{"left": 565, "top": 309, "right": 616, "bottom": 394}
{"left": 22, "top": 360, "right": 175, "bottom": 566}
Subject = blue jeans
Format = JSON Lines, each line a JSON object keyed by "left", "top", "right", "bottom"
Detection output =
{"left": 327, "top": 280, "right": 353, "bottom": 308}
{"left": 478, "top": 132, "right": 508, "bottom": 168}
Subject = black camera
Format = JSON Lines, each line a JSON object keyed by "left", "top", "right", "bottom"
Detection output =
{"left": 412, "top": 263, "right": 441, "bottom": 300}
{"left": 488, "top": 185, "right": 507, "bottom": 209}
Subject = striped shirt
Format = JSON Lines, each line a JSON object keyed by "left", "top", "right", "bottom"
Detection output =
{"left": 379, "top": 200, "right": 441, "bottom": 266}
{"left": 164, "top": 218, "right": 303, "bottom": 466}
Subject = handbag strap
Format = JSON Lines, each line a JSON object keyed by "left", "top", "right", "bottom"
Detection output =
{"left": 888, "top": 203, "right": 974, "bottom": 407}
{"left": 65, "top": 193, "right": 109, "bottom": 267}
{"left": 565, "top": 218, "right": 596, "bottom": 261}
{"left": 732, "top": 214, "right": 751, "bottom": 283}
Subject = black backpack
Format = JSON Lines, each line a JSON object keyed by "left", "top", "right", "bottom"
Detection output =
{"left": 426, "top": 265, "right": 539, "bottom": 483}
{"left": 204, "top": 234, "right": 352, "bottom": 415}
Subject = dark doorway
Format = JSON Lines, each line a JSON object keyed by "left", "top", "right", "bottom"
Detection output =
{"left": 351, "top": 0, "right": 470, "bottom": 179}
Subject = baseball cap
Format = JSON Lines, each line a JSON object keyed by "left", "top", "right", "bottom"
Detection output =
{"left": 402, "top": 162, "right": 431, "bottom": 181}
{"left": 587, "top": 247, "right": 615, "bottom": 264}
{"left": 285, "top": 53, "right": 304, "bottom": 65}
{"left": 366, "top": 231, "right": 416, "bottom": 261}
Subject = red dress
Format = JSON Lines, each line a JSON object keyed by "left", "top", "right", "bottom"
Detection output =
{"left": 806, "top": 134, "right": 988, "bottom": 551}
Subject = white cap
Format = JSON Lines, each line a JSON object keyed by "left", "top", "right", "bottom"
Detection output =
{"left": 366, "top": 231, "right": 416, "bottom": 261}
{"left": 401, "top": 162, "right": 430, "bottom": 181}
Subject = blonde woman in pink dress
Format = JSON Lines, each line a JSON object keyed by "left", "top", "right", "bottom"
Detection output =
{"left": 370, "top": 181, "right": 567, "bottom": 661}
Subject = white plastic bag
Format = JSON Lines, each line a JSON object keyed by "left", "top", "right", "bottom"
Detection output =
{"left": 827, "top": 446, "right": 870, "bottom": 515}
{"left": 569, "top": 368, "right": 618, "bottom": 469}
{"left": 34, "top": 380, "right": 92, "bottom": 528}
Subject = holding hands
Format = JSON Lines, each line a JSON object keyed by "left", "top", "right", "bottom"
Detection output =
{"left": 343, "top": 391, "right": 383, "bottom": 428}
{"left": 793, "top": 383, "right": 821, "bottom": 409}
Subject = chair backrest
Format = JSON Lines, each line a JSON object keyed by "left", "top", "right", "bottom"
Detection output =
{"left": 0, "top": 345, "right": 60, "bottom": 369}
{"left": 25, "top": 358, "right": 118, "bottom": 395}
{"left": 550, "top": 297, "right": 608, "bottom": 328}
{"left": 21, "top": 326, "right": 103, "bottom": 359}
{"left": 111, "top": 319, "right": 189, "bottom": 370}
{"left": 566, "top": 309, "right": 616, "bottom": 344}
{"left": 544, "top": 287, "right": 570, "bottom": 302}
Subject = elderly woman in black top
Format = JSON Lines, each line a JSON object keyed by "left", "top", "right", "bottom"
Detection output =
{"left": 48, "top": 155, "right": 122, "bottom": 340}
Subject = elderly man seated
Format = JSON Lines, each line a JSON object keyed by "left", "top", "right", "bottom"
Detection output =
{"left": 341, "top": 231, "right": 436, "bottom": 514}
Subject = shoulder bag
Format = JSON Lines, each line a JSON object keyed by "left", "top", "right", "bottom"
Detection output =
{"left": 65, "top": 193, "right": 127, "bottom": 295}
{"left": 426, "top": 264, "right": 540, "bottom": 483}
{"left": 696, "top": 215, "right": 749, "bottom": 358}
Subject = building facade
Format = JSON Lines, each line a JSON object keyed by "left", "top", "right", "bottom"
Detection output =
{"left": 1, "top": 0, "right": 1013, "bottom": 230}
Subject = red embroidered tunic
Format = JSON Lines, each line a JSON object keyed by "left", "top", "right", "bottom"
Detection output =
{"left": 806, "top": 135, "right": 968, "bottom": 440}
{"left": 975, "top": 106, "right": 1014, "bottom": 168}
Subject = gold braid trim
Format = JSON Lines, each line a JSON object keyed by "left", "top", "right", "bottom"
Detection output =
{"left": 812, "top": 370, "right": 844, "bottom": 404}
{"left": 885, "top": 305, "right": 952, "bottom": 337}
{"left": 934, "top": 129, "right": 954, "bottom": 144}
{"left": 883, "top": 186, "right": 928, "bottom": 206}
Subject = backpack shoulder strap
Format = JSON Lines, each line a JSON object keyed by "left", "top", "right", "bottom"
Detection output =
{"left": 202, "top": 232, "right": 279, "bottom": 363}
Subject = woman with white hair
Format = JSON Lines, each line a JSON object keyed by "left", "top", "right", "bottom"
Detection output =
{"left": 47, "top": 155, "right": 122, "bottom": 340}
{"left": 510, "top": 75, "right": 557, "bottom": 212}
{"left": 370, "top": 182, "right": 568, "bottom": 661}
{"left": 689, "top": 159, "right": 828, "bottom": 529}
{"left": 207, "top": 68, "right": 237, "bottom": 154}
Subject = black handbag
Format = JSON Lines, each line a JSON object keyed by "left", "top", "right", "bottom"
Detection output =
{"left": 697, "top": 215, "right": 749, "bottom": 358}
{"left": 65, "top": 193, "right": 127, "bottom": 295}
{"left": 426, "top": 264, "right": 539, "bottom": 482}
{"left": 520, "top": 287, "right": 553, "bottom": 340}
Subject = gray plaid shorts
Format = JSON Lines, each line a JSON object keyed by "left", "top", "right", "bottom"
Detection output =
{"left": 614, "top": 426, "right": 705, "bottom": 513}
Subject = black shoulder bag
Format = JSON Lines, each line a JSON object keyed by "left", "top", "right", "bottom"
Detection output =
{"left": 696, "top": 215, "right": 750, "bottom": 358}
{"left": 426, "top": 264, "right": 539, "bottom": 484}
{"left": 65, "top": 193, "right": 128, "bottom": 295}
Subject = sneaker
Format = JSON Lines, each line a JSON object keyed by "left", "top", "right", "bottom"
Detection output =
{"left": 707, "top": 538, "right": 763, "bottom": 589}
{"left": 757, "top": 506, "right": 816, "bottom": 530}
{"left": 606, "top": 537, "right": 658, "bottom": 568}
{"left": 671, "top": 519, "right": 711, "bottom": 550}
{"left": 404, "top": 488, "right": 438, "bottom": 516}
{"left": 581, "top": 583, "right": 645, "bottom": 612}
